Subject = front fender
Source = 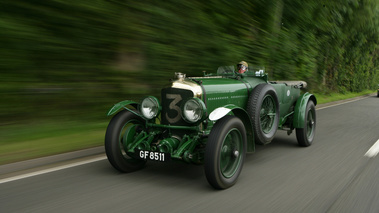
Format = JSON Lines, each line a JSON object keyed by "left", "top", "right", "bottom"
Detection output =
{"left": 107, "top": 100, "right": 140, "bottom": 116}
{"left": 293, "top": 93, "right": 317, "bottom": 128}
{"left": 209, "top": 104, "right": 255, "bottom": 153}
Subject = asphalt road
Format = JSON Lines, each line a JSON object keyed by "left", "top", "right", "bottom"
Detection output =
{"left": 1, "top": 95, "right": 378, "bottom": 213}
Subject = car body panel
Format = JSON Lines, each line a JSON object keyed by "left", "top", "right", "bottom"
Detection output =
{"left": 293, "top": 92, "right": 317, "bottom": 128}
{"left": 107, "top": 100, "right": 139, "bottom": 117}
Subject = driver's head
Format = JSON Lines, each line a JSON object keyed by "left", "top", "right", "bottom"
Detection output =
{"left": 237, "top": 61, "right": 248, "bottom": 73}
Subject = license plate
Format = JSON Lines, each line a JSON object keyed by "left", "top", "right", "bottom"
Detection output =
{"left": 138, "top": 150, "right": 169, "bottom": 162}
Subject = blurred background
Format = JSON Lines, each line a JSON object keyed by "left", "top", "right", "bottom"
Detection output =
{"left": 0, "top": 0, "right": 378, "bottom": 163}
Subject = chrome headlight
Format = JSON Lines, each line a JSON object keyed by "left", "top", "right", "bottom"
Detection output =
{"left": 140, "top": 96, "right": 160, "bottom": 120}
{"left": 182, "top": 98, "right": 206, "bottom": 123}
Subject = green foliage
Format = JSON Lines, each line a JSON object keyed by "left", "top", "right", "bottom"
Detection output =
{"left": 0, "top": 0, "right": 378, "bottom": 123}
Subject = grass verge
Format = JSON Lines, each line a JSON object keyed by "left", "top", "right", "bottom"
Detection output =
{"left": 0, "top": 121, "right": 107, "bottom": 165}
{"left": 312, "top": 90, "right": 374, "bottom": 104}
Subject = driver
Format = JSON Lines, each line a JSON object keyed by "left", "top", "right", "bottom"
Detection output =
{"left": 237, "top": 61, "right": 248, "bottom": 74}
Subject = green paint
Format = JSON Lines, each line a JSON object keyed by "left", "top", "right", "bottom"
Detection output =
{"left": 220, "top": 128, "right": 243, "bottom": 178}
{"left": 293, "top": 93, "right": 317, "bottom": 128}
{"left": 107, "top": 100, "right": 139, "bottom": 116}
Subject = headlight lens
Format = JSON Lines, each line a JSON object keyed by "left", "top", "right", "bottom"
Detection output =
{"left": 140, "top": 96, "right": 160, "bottom": 119}
{"left": 182, "top": 98, "right": 206, "bottom": 123}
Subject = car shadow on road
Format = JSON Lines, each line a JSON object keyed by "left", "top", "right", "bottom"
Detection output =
{"left": 100, "top": 156, "right": 211, "bottom": 189}
{"left": 99, "top": 132, "right": 304, "bottom": 191}
{"left": 244, "top": 132, "right": 306, "bottom": 165}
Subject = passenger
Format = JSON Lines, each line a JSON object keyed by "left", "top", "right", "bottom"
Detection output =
{"left": 237, "top": 61, "right": 248, "bottom": 74}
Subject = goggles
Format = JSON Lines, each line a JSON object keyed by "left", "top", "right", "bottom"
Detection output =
{"left": 238, "top": 64, "right": 247, "bottom": 71}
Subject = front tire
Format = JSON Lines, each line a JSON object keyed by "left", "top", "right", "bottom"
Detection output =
{"left": 105, "top": 110, "right": 146, "bottom": 172}
{"left": 204, "top": 116, "right": 247, "bottom": 189}
{"left": 296, "top": 100, "right": 316, "bottom": 147}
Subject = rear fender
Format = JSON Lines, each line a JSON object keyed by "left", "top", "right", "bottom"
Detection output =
{"left": 107, "top": 100, "right": 142, "bottom": 117}
{"left": 209, "top": 104, "right": 255, "bottom": 152}
{"left": 293, "top": 93, "right": 317, "bottom": 128}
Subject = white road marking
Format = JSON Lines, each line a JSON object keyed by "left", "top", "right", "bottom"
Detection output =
{"left": 0, "top": 156, "right": 107, "bottom": 184}
{"left": 365, "top": 139, "right": 379, "bottom": 158}
{"left": 315, "top": 95, "right": 378, "bottom": 158}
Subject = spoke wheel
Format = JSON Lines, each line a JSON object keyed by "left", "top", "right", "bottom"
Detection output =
{"left": 260, "top": 95, "right": 276, "bottom": 134}
{"left": 105, "top": 110, "right": 146, "bottom": 172}
{"left": 296, "top": 100, "right": 316, "bottom": 147}
{"left": 205, "top": 116, "right": 246, "bottom": 189}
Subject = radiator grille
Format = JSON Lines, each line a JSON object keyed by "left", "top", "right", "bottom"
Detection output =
{"left": 161, "top": 87, "right": 194, "bottom": 126}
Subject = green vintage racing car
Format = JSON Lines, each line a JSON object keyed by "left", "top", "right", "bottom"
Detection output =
{"left": 105, "top": 65, "right": 317, "bottom": 189}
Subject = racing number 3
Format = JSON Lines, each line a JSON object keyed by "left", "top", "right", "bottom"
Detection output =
{"left": 166, "top": 94, "right": 182, "bottom": 123}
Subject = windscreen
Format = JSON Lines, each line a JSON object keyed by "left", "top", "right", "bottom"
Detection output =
{"left": 216, "top": 66, "right": 235, "bottom": 76}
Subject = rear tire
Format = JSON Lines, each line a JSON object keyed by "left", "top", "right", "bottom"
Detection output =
{"left": 296, "top": 100, "right": 316, "bottom": 147}
{"left": 105, "top": 110, "right": 146, "bottom": 172}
